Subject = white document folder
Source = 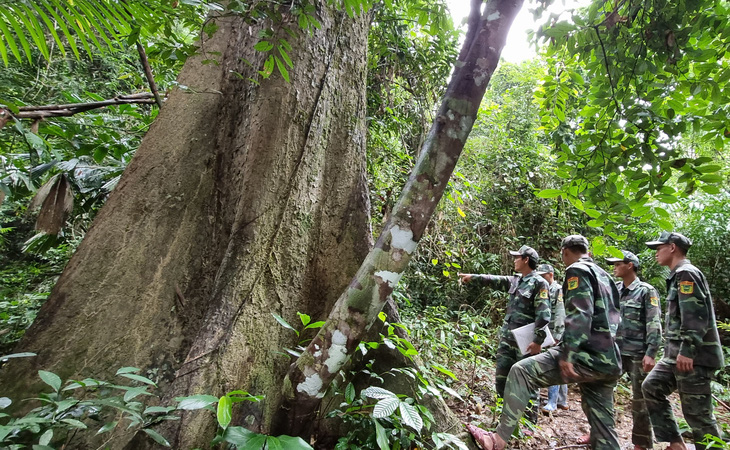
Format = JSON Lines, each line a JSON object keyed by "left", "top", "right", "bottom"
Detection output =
{"left": 511, "top": 323, "right": 555, "bottom": 355}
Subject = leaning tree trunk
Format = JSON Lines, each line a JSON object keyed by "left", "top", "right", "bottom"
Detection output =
{"left": 0, "top": 4, "right": 375, "bottom": 448}
{"left": 280, "top": 0, "right": 524, "bottom": 433}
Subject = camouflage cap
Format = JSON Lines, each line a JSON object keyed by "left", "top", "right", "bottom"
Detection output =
{"left": 606, "top": 250, "right": 641, "bottom": 268}
{"left": 645, "top": 231, "right": 692, "bottom": 251}
{"left": 509, "top": 245, "right": 540, "bottom": 263}
{"left": 536, "top": 263, "right": 554, "bottom": 275}
{"left": 560, "top": 234, "right": 589, "bottom": 249}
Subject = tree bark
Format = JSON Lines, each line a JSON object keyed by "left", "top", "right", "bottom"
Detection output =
{"left": 0, "top": 3, "right": 373, "bottom": 448}
{"left": 280, "top": 0, "right": 524, "bottom": 434}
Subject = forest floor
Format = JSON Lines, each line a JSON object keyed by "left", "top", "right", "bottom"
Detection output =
{"left": 449, "top": 363, "right": 730, "bottom": 450}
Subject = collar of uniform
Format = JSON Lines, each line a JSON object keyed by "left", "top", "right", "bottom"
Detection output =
{"left": 623, "top": 277, "right": 641, "bottom": 291}
{"left": 522, "top": 270, "right": 538, "bottom": 280}
{"left": 578, "top": 255, "right": 594, "bottom": 263}
{"left": 668, "top": 258, "right": 691, "bottom": 279}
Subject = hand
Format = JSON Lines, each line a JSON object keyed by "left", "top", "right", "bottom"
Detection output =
{"left": 457, "top": 273, "right": 473, "bottom": 285}
{"left": 526, "top": 342, "right": 541, "bottom": 355}
{"left": 559, "top": 360, "right": 579, "bottom": 380}
{"left": 676, "top": 354, "right": 694, "bottom": 373}
{"left": 642, "top": 355, "right": 656, "bottom": 373}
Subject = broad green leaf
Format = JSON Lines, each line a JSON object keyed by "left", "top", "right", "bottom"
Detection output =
{"left": 399, "top": 401, "right": 423, "bottom": 432}
{"left": 362, "top": 386, "right": 397, "bottom": 400}
{"left": 222, "top": 426, "right": 267, "bottom": 449}
{"left": 142, "top": 428, "right": 171, "bottom": 447}
{"left": 297, "top": 312, "right": 311, "bottom": 327}
{"left": 277, "top": 435, "right": 313, "bottom": 449}
{"left": 96, "top": 421, "right": 118, "bottom": 435}
{"left": 217, "top": 395, "right": 232, "bottom": 429}
{"left": 38, "top": 370, "right": 62, "bottom": 392}
{"left": 116, "top": 366, "right": 141, "bottom": 375}
{"left": 373, "top": 397, "right": 400, "bottom": 418}
{"left": 536, "top": 189, "right": 563, "bottom": 198}
{"left": 118, "top": 373, "right": 156, "bottom": 386}
{"left": 345, "top": 382, "right": 355, "bottom": 403}
{"left": 271, "top": 313, "right": 298, "bottom": 336}
{"left": 374, "top": 419, "right": 389, "bottom": 450}
{"left": 39, "top": 429, "right": 53, "bottom": 446}
{"left": 176, "top": 394, "right": 219, "bottom": 410}
{"left": 60, "top": 418, "right": 87, "bottom": 429}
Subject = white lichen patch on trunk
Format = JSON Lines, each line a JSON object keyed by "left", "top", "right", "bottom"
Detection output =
{"left": 324, "top": 329, "right": 349, "bottom": 373}
{"left": 389, "top": 225, "right": 417, "bottom": 254}
{"left": 297, "top": 372, "right": 324, "bottom": 398}
{"left": 487, "top": 11, "right": 501, "bottom": 21}
{"left": 375, "top": 270, "right": 402, "bottom": 288}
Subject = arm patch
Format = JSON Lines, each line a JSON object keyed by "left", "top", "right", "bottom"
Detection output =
{"left": 679, "top": 280, "right": 694, "bottom": 294}
{"left": 567, "top": 277, "right": 579, "bottom": 290}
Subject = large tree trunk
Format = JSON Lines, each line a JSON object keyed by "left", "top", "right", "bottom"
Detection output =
{"left": 0, "top": 4, "right": 374, "bottom": 447}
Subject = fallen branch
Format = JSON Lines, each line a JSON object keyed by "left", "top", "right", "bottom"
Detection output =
{"left": 0, "top": 93, "right": 159, "bottom": 127}
{"left": 713, "top": 394, "right": 730, "bottom": 413}
{"left": 554, "top": 445, "right": 589, "bottom": 450}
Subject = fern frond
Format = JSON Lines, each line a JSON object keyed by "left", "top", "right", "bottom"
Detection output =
{"left": 0, "top": 0, "right": 222, "bottom": 66}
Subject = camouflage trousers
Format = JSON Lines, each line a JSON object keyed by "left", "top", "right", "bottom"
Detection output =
{"left": 642, "top": 361, "right": 721, "bottom": 450}
{"left": 495, "top": 348, "right": 621, "bottom": 450}
{"left": 622, "top": 356, "right": 653, "bottom": 448}
{"left": 495, "top": 336, "right": 538, "bottom": 423}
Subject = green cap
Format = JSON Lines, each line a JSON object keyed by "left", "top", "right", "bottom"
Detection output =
{"left": 509, "top": 245, "right": 539, "bottom": 263}
{"left": 606, "top": 250, "right": 640, "bottom": 268}
{"left": 536, "top": 263, "right": 554, "bottom": 275}
{"left": 645, "top": 231, "right": 692, "bottom": 251}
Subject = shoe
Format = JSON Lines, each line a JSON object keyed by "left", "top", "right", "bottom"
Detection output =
{"left": 541, "top": 404, "right": 556, "bottom": 413}
{"left": 557, "top": 404, "right": 569, "bottom": 410}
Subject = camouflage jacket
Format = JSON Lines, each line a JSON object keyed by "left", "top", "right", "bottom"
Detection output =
{"left": 560, "top": 256, "right": 622, "bottom": 376}
{"left": 474, "top": 271, "right": 551, "bottom": 344}
{"left": 548, "top": 280, "right": 565, "bottom": 342}
{"left": 615, "top": 277, "right": 662, "bottom": 358}
{"left": 662, "top": 259, "right": 724, "bottom": 368}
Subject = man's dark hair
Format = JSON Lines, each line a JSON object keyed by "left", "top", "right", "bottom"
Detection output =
{"left": 527, "top": 257, "right": 537, "bottom": 270}
{"left": 564, "top": 244, "right": 588, "bottom": 255}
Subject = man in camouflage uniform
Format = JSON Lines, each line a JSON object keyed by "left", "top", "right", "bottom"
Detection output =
{"left": 466, "top": 235, "right": 622, "bottom": 450}
{"left": 458, "top": 245, "right": 551, "bottom": 422}
{"left": 536, "top": 263, "right": 569, "bottom": 412}
{"left": 606, "top": 250, "right": 662, "bottom": 450}
{"left": 643, "top": 232, "right": 724, "bottom": 450}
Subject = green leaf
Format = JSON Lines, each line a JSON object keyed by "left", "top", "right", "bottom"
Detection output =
{"left": 116, "top": 366, "right": 141, "bottom": 375}
{"left": 271, "top": 313, "right": 298, "bottom": 336}
{"left": 38, "top": 370, "right": 62, "bottom": 392}
{"left": 431, "top": 363, "right": 457, "bottom": 380}
{"left": 123, "top": 386, "right": 152, "bottom": 402}
{"left": 277, "top": 435, "right": 313, "bottom": 449}
{"left": 254, "top": 40, "right": 273, "bottom": 52}
{"left": 176, "top": 394, "right": 219, "bottom": 410}
{"left": 96, "top": 421, "right": 118, "bottom": 434}
{"left": 0, "top": 352, "right": 36, "bottom": 360}
{"left": 222, "top": 426, "right": 267, "bottom": 449}
{"left": 60, "top": 418, "right": 87, "bottom": 429}
{"left": 304, "top": 321, "right": 325, "bottom": 330}
{"left": 39, "top": 429, "right": 53, "bottom": 446}
{"left": 274, "top": 55, "right": 290, "bottom": 82}
{"left": 536, "top": 189, "right": 563, "bottom": 198}
{"left": 373, "top": 419, "right": 389, "bottom": 450}
{"left": 699, "top": 174, "right": 723, "bottom": 183}
{"left": 217, "top": 395, "right": 232, "bottom": 429}
{"left": 373, "top": 397, "right": 400, "bottom": 418}
{"left": 398, "top": 401, "right": 423, "bottom": 432}
{"left": 144, "top": 406, "right": 176, "bottom": 414}
{"left": 142, "top": 428, "right": 171, "bottom": 447}
{"left": 362, "top": 386, "right": 397, "bottom": 400}
{"left": 297, "top": 312, "right": 311, "bottom": 327}
{"left": 345, "top": 382, "right": 355, "bottom": 403}
{"left": 118, "top": 373, "right": 156, "bottom": 386}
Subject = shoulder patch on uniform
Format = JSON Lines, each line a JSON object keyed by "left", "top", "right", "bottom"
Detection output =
{"left": 539, "top": 289, "right": 548, "bottom": 299}
{"left": 567, "top": 277, "right": 579, "bottom": 290}
{"left": 679, "top": 280, "right": 694, "bottom": 294}
{"left": 650, "top": 296, "right": 659, "bottom": 307}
